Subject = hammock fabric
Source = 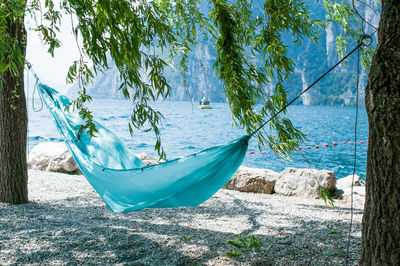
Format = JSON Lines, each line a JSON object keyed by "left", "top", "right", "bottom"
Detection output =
{"left": 38, "top": 84, "right": 249, "bottom": 212}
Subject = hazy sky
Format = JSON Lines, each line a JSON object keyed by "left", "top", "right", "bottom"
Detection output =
{"left": 26, "top": 15, "right": 80, "bottom": 91}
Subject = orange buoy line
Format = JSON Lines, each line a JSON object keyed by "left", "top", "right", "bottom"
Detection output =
{"left": 248, "top": 139, "right": 369, "bottom": 154}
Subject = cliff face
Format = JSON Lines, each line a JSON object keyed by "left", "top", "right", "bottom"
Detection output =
{"left": 67, "top": 0, "right": 379, "bottom": 106}
{"left": 67, "top": 60, "right": 122, "bottom": 99}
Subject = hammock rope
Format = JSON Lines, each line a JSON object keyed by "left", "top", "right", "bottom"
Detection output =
{"left": 26, "top": 33, "right": 374, "bottom": 141}
{"left": 249, "top": 33, "right": 374, "bottom": 138}
{"left": 24, "top": 32, "right": 375, "bottom": 213}
{"left": 25, "top": 61, "right": 43, "bottom": 112}
{"left": 28, "top": 82, "right": 249, "bottom": 212}
{"left": 344, "top": 18, "right": 370, "bottom": 265}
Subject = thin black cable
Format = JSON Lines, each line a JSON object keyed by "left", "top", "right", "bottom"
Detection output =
{"left": 25, "top": 61, "right": 40, "bottom": 83}
{"left": 352, "top": 0, "right": 379, "bottom": 30}
{"left": 249, "top": 34, "right": 371, "bottom": 138}
{"left": 344, "top": 40, "right": 361, "bottom": 266}
{"left": 26, "top": 68, "right": 30, "bottom": 156}
{"left": 355, "top": 0, "right": 380, "bottom": 15}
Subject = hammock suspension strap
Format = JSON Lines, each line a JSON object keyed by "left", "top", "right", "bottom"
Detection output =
{"left": 25, "top": 61, "right": 43, "bottom": 112}
{"left": 25, "top": 33, "right": 374, "bottom": 137}
{"left": 248, "top": 33, "right": 374, "bottom": 138}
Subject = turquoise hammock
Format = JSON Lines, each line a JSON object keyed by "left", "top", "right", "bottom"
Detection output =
{"left": 30, "top": 34, "right": 370, "bottom": 213}
{"left": 38, "top": 84, "right": 249, "bottom": 212}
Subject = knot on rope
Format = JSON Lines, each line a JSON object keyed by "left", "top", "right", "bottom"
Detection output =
{"left": 25, "top": 60, "right": 40, "bottom": 83}
{"left": 358, "top": 34, "right": 373, "bottom": 47}
{"left": 248, "top": 30, "right": 376, "bottom": 139}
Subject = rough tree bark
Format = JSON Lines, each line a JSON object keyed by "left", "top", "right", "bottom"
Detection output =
{"left": 360, "top": 1, "right": 400, "bottom": 264}
{"left": 0, "top": 2, "right": 28, "bottom": 204}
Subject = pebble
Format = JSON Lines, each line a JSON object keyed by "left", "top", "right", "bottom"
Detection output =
{"left": 0, "top": 170, "right": 364, "bottom": 265}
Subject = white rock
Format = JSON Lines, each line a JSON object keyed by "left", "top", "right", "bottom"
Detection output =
{"left": 28, "top": 142, "right": 79, "bottom": 173}
{"left": 274, "top": 168, "right": 336, "bottom": 198}
{"left": 224, "top": 166, "right": 279, "bottom": 194}
{"left": 336, "top": 174, "right": 365, "bottom": 202}
{"left": 135, "top": 153, "right": 164, "bottom": 165}
{"left": 336, "top": 174, "right": 365, "bottom": 188}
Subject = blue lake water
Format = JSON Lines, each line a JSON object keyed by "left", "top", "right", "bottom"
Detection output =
{"left": 28, "top": 99, "right": 369, "bottom": 179}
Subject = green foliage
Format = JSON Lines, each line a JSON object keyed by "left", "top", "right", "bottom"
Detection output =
{"left": 307, "top": 69, "right": 358, "bottom": 106}
{"left": 361, "top": 45, "right": 374, "bottom": 69}
{"left": 2, "top": 0, "right": 374, "bottom": 158}
{"left": 178, "top": 235, "right": 191, "bottom": 241}
{"left": 323, "top": 0, "right": 358, "bottom": 56}
{"left": 227, "top": 235, "right": 264, "bottom": 252}
{"left": 31, "top": 0, "right": 62, "bottom": 56}
{"left": 0, "top": 0, "right": 27, "bottom": 108}
{"left": 226, "top": 251, "right": 243, "bottom": 257}
{"left": 211, "top": 0, "right": 322, "bottom": 158}
{"left": 26, "top": 0, "right": 204, "bottom": 157}
{"left": 327, "top": 230, "right": 343, "bottom": 235}
{"left": 322, "top": 0, "right": 374, "bottom": 67}
{"left": 0, "top": 0, "right": 26, "bottom": 77}
{"left": 318, "top": 186, "right": 335, "bottom": 208}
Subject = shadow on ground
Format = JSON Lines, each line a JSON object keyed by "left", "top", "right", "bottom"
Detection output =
{"left": 0, "top": 189, "right": 362, "bottom": 265}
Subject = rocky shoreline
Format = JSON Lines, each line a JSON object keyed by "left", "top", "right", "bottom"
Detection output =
{"left": 3, "top": 142, "right": 365, "bottom": 264}
{"left": 28, "top": 142, "right": 366, "bottom": 201}
{"left": 0, "top": 169, "right": 364, "bottom": 265}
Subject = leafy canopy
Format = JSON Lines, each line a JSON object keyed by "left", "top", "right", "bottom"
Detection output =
{"left": 1, "top": 0, "right": 367, "bottom": 158}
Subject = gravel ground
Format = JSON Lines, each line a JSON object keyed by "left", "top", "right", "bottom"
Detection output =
{"left": 0, "top": 170, "right": 364, "bottom": 265}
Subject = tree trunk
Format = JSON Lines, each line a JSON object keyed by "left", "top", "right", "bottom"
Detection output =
{"left": 0, "top": 3, "right": 28, "bottom": 203}
{"left": 360, "top": 1, "right": 400, "bottom": 265}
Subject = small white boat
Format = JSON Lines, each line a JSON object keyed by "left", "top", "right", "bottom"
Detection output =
{"left": 199, "top": 96, "right": 212, "bottom": 109}
{"left": 198, "top": 104, "right": 212, "bottom": 109}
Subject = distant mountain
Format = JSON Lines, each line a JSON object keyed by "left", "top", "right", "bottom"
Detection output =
{"left": 67, "top": 0, "right": 379, "bottom": 106}
{"left": 67, "top": 60, "right": 123, "bottom": 99}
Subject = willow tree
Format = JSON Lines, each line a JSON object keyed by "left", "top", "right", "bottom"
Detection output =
{"left": 1, "top": 0, "right": 319, "bottom": 202}
{"left": 0, "top": 0, "right": 28, "bottom": 203}
{"left": 0, "top": 0, "right": 398, "bottom": 264}
{"left": 360, "top": 1, "right": 400, "bottom": 264}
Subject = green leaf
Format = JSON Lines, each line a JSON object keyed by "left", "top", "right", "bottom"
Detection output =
{"left": 327, "top": 230, "right": 343, "bottom": 235}
{"left": 318, "top": 186, "right": 335, "bottom": 208}
{"left": 6, "top": 0, "right": 371, "bottom": 161}
{"left": 227, "top": 235, "right": 264, "bottom": 252}
{"left": 226, "top": 251, "right": 243, "bottom": 257}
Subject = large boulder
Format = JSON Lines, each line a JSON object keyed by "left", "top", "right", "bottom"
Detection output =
{"left": 224, "top": 166, "right": 279, "bottom": 194}
{"left": 27, "top": 142, "right": 162, "bottom": 174}
{"left": 335, "top": 174, "right": 365, "bottom": 202}
{"left": 28, "top": 142, "right": 80, "bottom": 174}
{"left": 135, "top": 153, "right": 165, "bottom": 165}
{"left": 336, "top": 174, "right": 365, "bottom": 188}
{"left": 274, "top": 168, "right": 336, "bottom": 198}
